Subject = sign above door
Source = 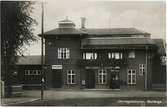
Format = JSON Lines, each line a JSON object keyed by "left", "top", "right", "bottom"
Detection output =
{"left": 52, "top": 65, "right": 62, "bottom": 69}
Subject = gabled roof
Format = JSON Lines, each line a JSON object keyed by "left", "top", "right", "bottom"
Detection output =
{"left": 42, "top": 28, "right": 150, "bottom": 36}
{"left": 16, "top": 55, "right": 43, "bottom": 65}
{"left": 153, "top": 39, "right": 166, "bottom": 55}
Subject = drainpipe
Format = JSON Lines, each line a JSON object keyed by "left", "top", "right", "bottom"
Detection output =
{"left": 145, "top": 46, "right": 148, "bottom": 91}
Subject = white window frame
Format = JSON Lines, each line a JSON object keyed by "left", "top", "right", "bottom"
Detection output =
{"left": 58, "top": 48, "right": 70, "bottom": 59}
{"left": 108, "top": 52, "right": 122, "bottom": 59}
{"left": 67, "top": 70, "right": 76, "bottom": 84}
{"left": 98, "top": 69, "right": 107, "bottom": 84}
{"left": 127, "top": 69, "right": 136, "bottom": 85}
{"left": 83, "top": 52, "right": 97, "bottom": 60}
{"left": 139, "top": 64, "right": 145, "bottom": 76}
{"left": 25, "top": 70, "right": 41, "bottom": 75}
{"left": 128, "top": 51, "right": 135, "bottom": 58}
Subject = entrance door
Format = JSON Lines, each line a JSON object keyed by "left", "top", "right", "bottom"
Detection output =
{"left": 110, "top": 67, "right": 120, "bottom": 89}
{"left": 52, "top": 70, "right": 62, "bottom": 88}
{"left": 86, "top": 70, "right": 95, "bottom": 88}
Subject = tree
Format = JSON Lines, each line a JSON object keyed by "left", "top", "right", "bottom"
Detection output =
{"left": 1, "top": 1, "right": 37, "bottom": 97}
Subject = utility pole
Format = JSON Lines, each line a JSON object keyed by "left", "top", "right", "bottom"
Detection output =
{"left": 145, "top": 46, "right": 148, "bottom": 91}
{"left": 41, "top": 1, "right": 44, "bottom": 100}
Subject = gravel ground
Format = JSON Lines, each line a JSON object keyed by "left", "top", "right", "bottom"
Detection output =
{"left": 23, "top": 89, "right": 166, "bottom": 100}
{"left": 1, "top": 89, "right": 166, "bottom": 105}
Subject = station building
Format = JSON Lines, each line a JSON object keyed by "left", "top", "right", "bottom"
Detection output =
{"left": 16, "top": 18, "right": 166, "bottom": 90}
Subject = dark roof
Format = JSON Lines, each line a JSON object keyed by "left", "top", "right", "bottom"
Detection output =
{"left": 16, "top": 56, "right": 43, "bottom": 65}
{"left": 42, "top": 28, "right": 150, "bottom": 36}
{"left": 84, "top": 28, "right": 150, "bottom": 35}
{"left": 81, "top": 37, "right": 155, "bottom": 47}
{"left": 153, "top": 39, "right": 166, "bottom": 55}
{"left": 43, "top": 28, "right": 86, "bottom": 35}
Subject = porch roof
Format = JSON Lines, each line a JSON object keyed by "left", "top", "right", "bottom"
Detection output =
{"left": 81, "top": 37, "right": 156, "bottom": 49}
{"left": 16, "top": 55, "right": 43, "bottom": 65}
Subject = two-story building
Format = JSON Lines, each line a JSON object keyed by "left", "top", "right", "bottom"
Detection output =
{"left": 37, "top": 18, "right": 166, "bottom": 91}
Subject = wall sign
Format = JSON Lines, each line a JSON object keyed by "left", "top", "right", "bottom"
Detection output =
{"left": 52, "top": 65, "right": 62, "bottom": 69}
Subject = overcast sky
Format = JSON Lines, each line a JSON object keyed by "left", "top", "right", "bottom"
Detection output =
{"left": 24, "top": 0, "right": 166, "bottom": 55}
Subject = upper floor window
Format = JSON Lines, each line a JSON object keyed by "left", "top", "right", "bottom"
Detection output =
{"left": 58, "top": 48, "right": 70, "bottom": 59}
{"left": 139, "top": 64, "right": 145, "bottom": 76}
{"left": 67, "top": 70, "right": 76, "bottom": 84}
{"left": 108, "top": 52, "right": 122, "bottom": 59}
{"left": 83, "top": 52, "right": 97, "bottom": 60}
{"left": 128, "top": 51, "right": 135, "bottom": 58}
{"left": 127, "top": 69, "right": 136, "bottom": 85}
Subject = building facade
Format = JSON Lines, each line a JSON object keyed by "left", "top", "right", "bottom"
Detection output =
{"left": 36, "top": 18, "right": 166, "bottom": 91}
{"left": 16, "top": 56, "right": 42, "bottom": 89}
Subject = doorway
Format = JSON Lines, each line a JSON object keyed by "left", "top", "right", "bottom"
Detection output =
{"left": 86, "top": 70, "right": 95, "bottom": 88}
{"left": 52, "top": 70, "right": 62, "bottom": 88}
{"left": 110, "top": 67, "right": 120, "bottom": 89}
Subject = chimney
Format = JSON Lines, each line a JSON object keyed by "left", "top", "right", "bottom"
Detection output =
{"left": 81, "top": 17, "right": 86, "bottom": 29}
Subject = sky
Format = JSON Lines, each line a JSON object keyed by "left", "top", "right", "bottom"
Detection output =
{"left": 24, "top": 0, "right": 166, "bottom": 55}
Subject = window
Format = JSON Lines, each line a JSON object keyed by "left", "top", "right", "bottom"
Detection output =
{"left": 127, "top": 69, "right": 136, "bottom": 85}
{"left": 25, "top": 70, "right": 41, "bottom": 75}
{"left": 139, "top": 64, "right": 145, "bottom": 76}
{"left": 98, "top": 69, "right": 107, "bottom": 84}
{"left": 83, "top": 52, "right": 97, "bottom": 60}
{"left": 25, "top": 70, "right": 29, "bottom": 75}
{"left": 160, "top": 56, "right": 167, "bottom": 65}
{"left": 58, "top": 48, "right": 70, "bottom": 59}
{"left": 108, "top": 52, "right": 122, "bottom": 59}
{"left": 128, "top": 51, "right": 135, "bottom": 58}
{"left": 67, "top": 70, "right": 76, "bottom": 84}
{"left": 111, "top": 66, "right": 120, "bottom": 72}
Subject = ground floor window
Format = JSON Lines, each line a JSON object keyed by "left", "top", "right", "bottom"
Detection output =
{"left": 67, "top": 70, "right": 76, "bottom": 84}
{"left": 139, "top": 64, "right": 145, "bottom": 76}
{"left": 127, "top": 69, "right": 136, "bottom": 85}
{"left": 24, "top": 70, "right": 41, "bottom": 75}
{"left": 98, "top": 69, "right": 107, "bottom": 84}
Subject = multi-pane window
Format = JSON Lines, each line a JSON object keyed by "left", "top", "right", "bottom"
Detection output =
{"left": 98, "top": 69, "right": 107, "bottom": 84}
{"left": 139, "top": 64, "right": 145, "bottom": 76}
{"left": 25, "top": 70, "right": 41, "bottom": 75}
{"left": 128, "top": 51, "right": 135, "bottom": 58}
{"left": 108, "top": 52, "right": 122, "bottom": 59}
{"left": 58, "top": 48, "right": 70, "bottom": 59}
{"left": 67, "top": 70, "right": 76, "bottom": 84}
{"left": 83, "top": 52, "right": 97, "bottom": 60}
{"left": 127, "top": 69, "right": 136, "bottom": 85}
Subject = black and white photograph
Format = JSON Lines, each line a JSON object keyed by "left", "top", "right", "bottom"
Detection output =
{"left": 1, "top": 0, "right": 166, "bottom": 106}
